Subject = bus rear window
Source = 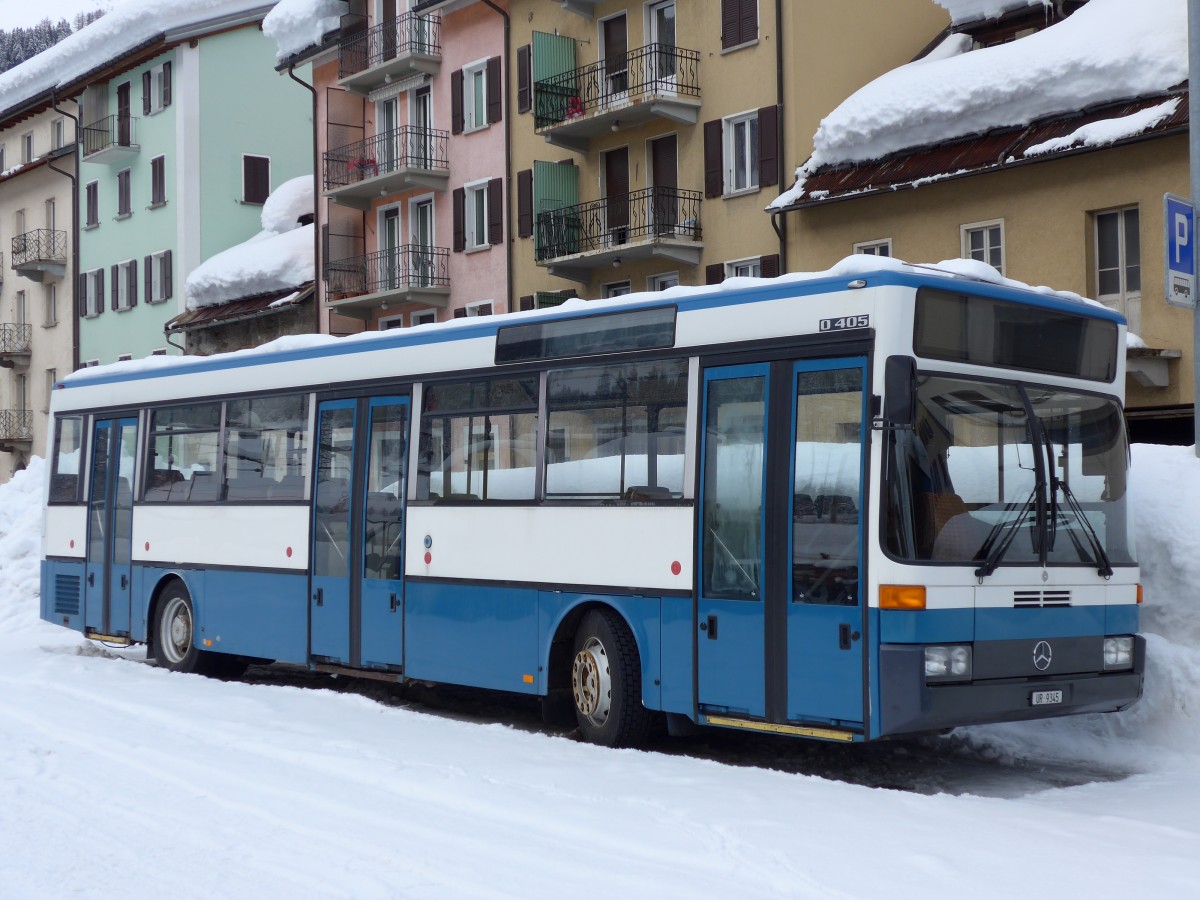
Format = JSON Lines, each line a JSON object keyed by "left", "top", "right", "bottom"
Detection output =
{"left": 50, "top": 415, "right": 85, "bottom": 503}
{"left": 914, "top": 288, "right": 1119, "bottom": 382}
{"left": 495, "top": 306, "right": 676, "bottom": 364}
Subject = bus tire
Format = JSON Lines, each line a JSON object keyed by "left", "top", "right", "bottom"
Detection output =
{"left": 571, "top": 609, "right": 653, "bottom": 748}
{"left": 152, "top": 582, "right": 226, "bottom": 677}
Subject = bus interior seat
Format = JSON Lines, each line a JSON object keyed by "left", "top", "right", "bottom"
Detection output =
{"left": 623, "top": 484, "right": 671, "bottom": 502}
{"left": 188, "top": 471, "right": 220, "bottom": 502}
{"left": 793, "top": 492, "right": 819, "bottom": 522}
{"left": 145, "top": 469, "right": 183, "bottom": 500}
{"left": 918, "top": 491, "right": 968, "bottom": 554}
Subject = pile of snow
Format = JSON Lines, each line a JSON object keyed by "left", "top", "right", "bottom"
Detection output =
{"left": 263, "top": 0, "right": 345, "bottom": 62}
{"left": 934, "top": 0, "right": 1050, "bottom": 25}
{"left": 0, "top": 0, "right": 273, "bottom": 114}
{"left": 1023, "top": 97, "right": 1181, "bottom": 157}
{"left": 773, "top": 0, "right": 1187, "bottom": 208}
{"left": 0, "top": 458, "right": 45, "bottom": 637}
{"left": 185, "top": 175, "right": 314, "bottom": 309}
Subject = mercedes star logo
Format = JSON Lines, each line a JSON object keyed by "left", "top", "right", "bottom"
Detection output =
{"left": 1033, "top": 640, "right": 1053, "bottom": 671}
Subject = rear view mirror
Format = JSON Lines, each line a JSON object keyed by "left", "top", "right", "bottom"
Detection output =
{"left": 883, "top": 356, "right": 917, "bottom": 428}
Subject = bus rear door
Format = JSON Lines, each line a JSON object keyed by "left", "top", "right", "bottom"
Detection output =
{"left": 697, "top": 358, "right": 866, "bottom": 733}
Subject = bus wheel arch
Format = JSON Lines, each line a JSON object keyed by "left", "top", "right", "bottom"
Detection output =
{"left": 148, "top": 576, "right": 243, "bottom": 678}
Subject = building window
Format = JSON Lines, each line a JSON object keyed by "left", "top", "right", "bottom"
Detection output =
{"left": 854, "top": 239, "right": 892, "bottom": 257}
{"left": 465, "top": 180, "right": 488, "bottom": 249}
{"left": 726, "top": 258, "right": 762, "bottom": 279}
{"left": 146, "top": 249, "right": 173, "bottom": 303}
{"left": 602, "top": 281, "right": 632, "bottom": 298}
{"left": 117, "top": 168, "right": 132, "bottom": 218}
{"left": 724, "top": 111, "right": 759, "bottom": 194}
{"left": 83, "top": 360, "right": 100, "bottom": 368}
{"left": 113, "top": 259, "right": 138, "bottom": 310}
{"left": 44, "top": 369, "right": 56, "bottom": 413}
{"left": 81, "top": 269, "right": 105, "bottom": 318}
{"left": 150, "top": 156, "right": 166, "bottom": 207}
{"left": 961, "top": 219, "right": 1005, "bottom": 274}
{"left": 44, "top": 284, "right": 57, "bottom": 326}
{"left": 464, "top": 59, "right": 488, "bottom": 131}
{"left": 45, "top": 198, "right": 55, "bottom": 231}
{"left": 464, "top": 301, "right": 494, "bottom": 317}
{"left": 649, "top": 272, "right": 679, "bottom": 291}
{"left": 21, "top": 132, "right": 33, "bottom": 163}
{"left": 117, "top": 354, "right": 133, "bottom": 362}
{"left": 85, "top": 181, "right": 99, "bottom": 228}
{"left": 411, "top": 310, "right": 437, "bottom": 326}
{"left": 0, "top": 145, "right": 5, "bottom": 171}
{"left": 1095, "top": 206, "right": 1140, "bottom": 305}
{"left": 15, "top": 291, "right": 27, "bottom": 326}
{"left": 242, "top": 155, "right": 270, "bottom": 204}
{"left": 51, "top": 119, "right": 65, "bottom": 151}
{"left": 721, "top": 0, "right": 759, "bottom": 50}
{"left": 143, "top": 62, "right": 172, "bottom": 114}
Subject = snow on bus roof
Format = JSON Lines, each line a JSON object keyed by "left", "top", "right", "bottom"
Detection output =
{"left": 59, "top": 255, "right": 1111, "bottom": 388}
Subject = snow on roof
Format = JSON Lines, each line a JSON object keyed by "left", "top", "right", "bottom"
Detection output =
{"left": 1022, "top": 97, "right": 1182, "bottom": 158}
{"left": 772, "top": 0, "right": 1187, "bottom": 209}
{"left": 934, "top": 0, "right": 1050, "bottom": 25}
{"left": 262, "top": 0, "right": 345, "bottom": 63}
{"left": 0, "top": 0, "right": 273, "bottom": 118}
{"left": 185, "top": 175, "right": 314, "bottom": 310}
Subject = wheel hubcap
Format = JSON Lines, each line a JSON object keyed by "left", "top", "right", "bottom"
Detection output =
{"left": 572, "top": 636, "right": 613, "bottom": 726}
{"left": 160, "top": 596, "right": 192, "bottom": 665}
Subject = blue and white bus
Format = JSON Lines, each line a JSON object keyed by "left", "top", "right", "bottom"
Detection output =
{"left": 40, "top": 263, "right": 1144, "bottom": 747}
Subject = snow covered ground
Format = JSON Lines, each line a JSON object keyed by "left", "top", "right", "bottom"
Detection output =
{"left": 2, "top": 446, "right": 1199, "bottom": 898}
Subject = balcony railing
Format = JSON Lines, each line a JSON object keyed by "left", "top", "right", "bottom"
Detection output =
{"left": 0, "top": 409, "right": 33, "bottom": 444}
{"left": 11, "top": 230, "right": 67, "bottom": 280}
{"left": 339, "top": 12, "right": 441, "bottom": 92}
{"left": 534, "top": 43, "right": 701, "bottom": 143}
{"left": 325, "top": 245, "right": 450, "bottom": 303}
{"left": 81, "top": 114, "right": 139, "bottom": 160}
{"left": 324, "top": 127, "right": 449, "bottom": 207}
{"left": 0, "top": 324, "right": 32, "bottom": 356}
{"left": 536, "top": 187, "right": 702, "bottom": 262}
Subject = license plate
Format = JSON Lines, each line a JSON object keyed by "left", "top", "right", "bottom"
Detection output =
{"left": 1031, "top": 690, "right": 1063, "bottom": 706}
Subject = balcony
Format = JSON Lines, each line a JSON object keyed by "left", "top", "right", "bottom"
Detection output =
{"left": 81, "top": 114, "right": 139, "bottom": 163}
{"left": 0, "top": 409, "right": 33, "bottom": 454}
{"left": 558, "top": 0, "right": 602, "bottom": 17}
{"left": 11, "top": 229, "right": 67, "bottom": 283}
{"left": 325, "top": 245, "right": 450, "bottom": 319}
{"left": 534, "top": 43, "right": 701, "bottom": 152}
{"left": 0, "top": 324, "right": 31, "bottom": 369}
{"left": 324, "top": 127, "right": 449, "bottom": 210}
{"left": 535, "top": 187, "right": 702, "bottom": 284}
{"left": 338, "top": 13, "right": 441, "bottom": 95}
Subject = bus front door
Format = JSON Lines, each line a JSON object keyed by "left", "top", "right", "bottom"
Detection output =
{"left": 311, "top": 397, "right": 410, "bottom": 671}
{"left": 84, "top": 416, "right": 138, "bottom": 638}
{"left": 697, "top": 359, "right": 866, "bottom": 732}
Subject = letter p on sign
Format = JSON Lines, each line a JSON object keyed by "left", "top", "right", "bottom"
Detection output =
{"left": 1177, "top": 213, "right": 1190, "bottom": 265}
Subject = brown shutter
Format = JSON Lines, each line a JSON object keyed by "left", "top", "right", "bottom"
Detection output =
{"left": 516, "top": 45, "right": 531, "bottom": 114}
{"left": 486, "top": 56, "right": 502, "bottom": 124}
{"left": 759, "top": 253, "right": 780, "bottom": 279}
{"left": 144, "top": 255, "right": 152, "bottom": 301}
{"left": 129, "top": 259, "right": 138, "bottom": 307}
{"left": 739, "top": 0, "right": 758, "bottom": 45}
{"left": 97, "top": 269, "right": 104, "bottom": 313}
{"left": 451, "top": 69, "right": 464, "bottom": 134}
{"left": 78, "top": 273, "right": 88, "bottom": 317}
{"left": 453, "top": 307, "right": 467, "bottom": 318}
{"left": 111, "top": 265, "right": 119, "bottom": 310}
{"left": 517, "top": 169, "right": 533, "bottom": 238}
{"left": 706, "top": 263, "right": 724, "bottom": 285}
{"left": 163, "top": 61, "right": 172, "bottom": 107}
{"left": 703, "top": 119, "right": 723, "bottom": 198}
{"left": 721, "top": 0, "right": 739, "bottom": 50}
{"left": 758, "top": 104, "right": 779, "bottom": 188}
{"left": 164, "top": 249, "right": 173, "bottom": 299}
{"left": 452, "top": 187, "right": 465, "bottom": 252}
{"left": 487, "top": 177, "right": 503, "bottom": 245}
{"left": 519, "top": 295, "right": 534, "bottom": 311}
{"left": 142, "top": 71, "right": 151, "bottom": 114}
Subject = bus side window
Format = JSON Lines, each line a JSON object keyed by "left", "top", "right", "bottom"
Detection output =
{"left": 50, "top": 415, "right": 85, "bottom": 503}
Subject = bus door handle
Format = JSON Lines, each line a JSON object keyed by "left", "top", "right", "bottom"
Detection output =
{"left": 88, "top": 572, "right": 95, "bottom": 587}
{"left": 120, "top": 574, "right": 128, "bottom": 590}
{"left": 701, "top": 615, "right": 718, "bottom": 639}
{"left": 314, "top": 588, "right": 324, "bottom": 607}
{"left": 839, "top": 623, "right": 860, "bottom": 650}
{"left": 389, "top": 592, "right": 399, "bottom": 613}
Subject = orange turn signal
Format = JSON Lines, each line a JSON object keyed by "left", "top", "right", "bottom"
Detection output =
{"left": 880, "top": 585, "right": 926, "bottom": 610}
{"left": 1136, "top": 584, "right": 1144, "bottom": 605}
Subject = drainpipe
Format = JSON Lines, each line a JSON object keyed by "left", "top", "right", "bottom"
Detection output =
{"left": 49, "top": 91, "right": 81, "bottom": 372}
{"left": 773, "top": 0, "right": 787, "bottom": 272}
{"left": 479, "top": 0, "right": 514, "bottom": 313}
{"left": 288, "top": 61, "right": 321, "bottom": 335}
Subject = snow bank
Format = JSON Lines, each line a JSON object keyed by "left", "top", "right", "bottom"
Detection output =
{"left": 262, "top": 0, "right": 345, "bottom": 62}
{"left": 0, "top": 458, "right": 46, "bottom": 637}
{"left": 259, "top": 174, "right": 313, "bottom": 234}
{"left": 934, "top": 0, "right": 1050, "bottom": 25}
{"left": 773, "top": 0, "right": 1187, "bottom": 208}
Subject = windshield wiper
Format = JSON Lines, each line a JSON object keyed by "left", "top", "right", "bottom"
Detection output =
{"left": 1053, "top": 478, "right": 1114, "bottom": 577}
{"left": 974, "top": 487, "right": 1038, "bottom": 579}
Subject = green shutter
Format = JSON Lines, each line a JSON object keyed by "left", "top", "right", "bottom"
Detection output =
{"left": 532, "top": 31, "right": 576, "bottom": 127}
{"left": 533, "top": 161, "right": 580, "bottom": 259}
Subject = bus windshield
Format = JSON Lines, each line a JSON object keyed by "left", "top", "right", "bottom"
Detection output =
{"left": 884, "top": 375, "right": 1135, "bottom": 569}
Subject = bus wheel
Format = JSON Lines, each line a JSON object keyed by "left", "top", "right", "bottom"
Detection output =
{"left": 153, "top": 582, "right": 231, "bottom": 677}
{"left": 571, "top": 609, "right": 652, "bottom": 748}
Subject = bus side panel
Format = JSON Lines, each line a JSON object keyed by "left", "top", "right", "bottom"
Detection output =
{"left": 41, "top": 558, "right": 87, "bottom": 634}
{"left": 539, "top": 593, "right": 665, "bottom": 712}
{"left": 659, "top": 594, "right": 694, "bottom": 716}
{"left": 139, "top": 566, "right": 310, "bottom": 664}
{"left": 405, "top": 582, "right": 540, "bottom": 694}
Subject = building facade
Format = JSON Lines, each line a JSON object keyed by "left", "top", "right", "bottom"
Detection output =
{"left": 0, "top": 103, "right": 77, "bottom": 482}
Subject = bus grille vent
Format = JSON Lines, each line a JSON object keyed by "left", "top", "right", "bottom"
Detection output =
{"left": 54, "top": 574, "right": 81, "bottom": 616}
{"left": 1013, "top": 589, "right": 1071, "bottom": 608}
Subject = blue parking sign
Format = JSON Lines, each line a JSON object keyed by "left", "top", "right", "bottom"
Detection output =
{"left": 1165, "top": 193, "right": 1196, "bottom": 309}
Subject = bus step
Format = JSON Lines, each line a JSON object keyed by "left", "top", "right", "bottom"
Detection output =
{"left": 702, "top": 714, "right": 857, "bottom": 742}
{"left": 313, "top": 663, "right": 403, "bottom": 684}
{"left": 85, "top": 632, "right": 133, "bottom": 647}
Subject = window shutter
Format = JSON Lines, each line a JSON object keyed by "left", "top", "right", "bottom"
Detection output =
{"left": 517, "top": 169, "right": 533, "bottom": 238}
{"left": 97, "top": 270, "right": 104, "bottom": 313}
{"left": 111, "top": 265, "right": 119, "bottom": 310}
{"left": 486, "top": 56, "right": 502, "bottom": 124}
{"left": 706, "top": 263, "right": 724, "bottom": 285}
{"left": 739, "top": 0, "right": 758, "bottom": 45}
{"left": 703, "top": 119, "right": 723, "bottom": 198}
{"left": 452, "top": 187, "right": 465, "bottom": 252}
{"left": 759, "top": 253, "right": 780, "bottom": 279}
{"left": 163, "top": 61, "right": 172, "bottom": 107}
{"left": 758, "top": 105, "right": 779, "bottom": 188}
{"left": 451, "top": 69, "right": 464, "bottom": 134}
{"left": 453, "top": 307, "right": 467, "bottom": 318}
{"left": 77, "top": 273, "right": 87, "bottom": 317}
{"left": 519, "top": 295, "right": 534, "bottom": 311}
{"left": 516, "top": 45, "right": 531, "bottom": 114}
{"left": 164, "top": 249, "right": 173, "bottom": 299}
{"left": 129, "top": 259, "right": 138, "bottom": 307}
{"left": 142, "top": 71, "right": 151, "bottom": 114}
{"left": 721, "top": 0, "right": 739, "bottom": 50}
{"left": 487, "top": 177, "right": 503, "bottom": 245}
{"left": 144, "top": 255, "right": 152, "bottom": 302}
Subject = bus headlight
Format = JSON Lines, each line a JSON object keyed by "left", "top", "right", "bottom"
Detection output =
{"left": 1103, "top": 636, "right": 1135, "bottom": 671}
{"left": 925, "top": 645, "right": 972, "bottom": 683}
